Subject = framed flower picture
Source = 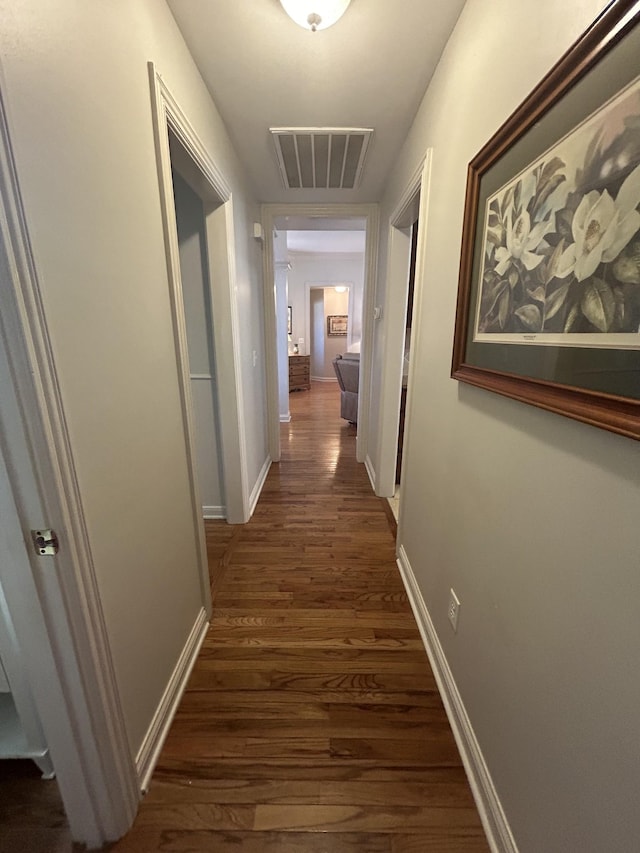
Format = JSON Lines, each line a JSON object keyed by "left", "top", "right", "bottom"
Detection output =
{"left": 452, "top": 0, "right": 640, "bottom": 440}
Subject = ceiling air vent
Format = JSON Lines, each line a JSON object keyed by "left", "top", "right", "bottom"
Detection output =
{"left": 270, "top": 127, "right": 373, "bottom": 190}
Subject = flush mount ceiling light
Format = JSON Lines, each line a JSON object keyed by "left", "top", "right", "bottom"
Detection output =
{"left": 279, "top": 0, "right": 351, "bottom": 32}
{"left": 334, "top": 286, "right": 347, "bottom": 293}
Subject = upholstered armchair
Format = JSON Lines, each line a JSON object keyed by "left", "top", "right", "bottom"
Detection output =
{"left": 332, "top": 353, "right": 359, "bottom": 423}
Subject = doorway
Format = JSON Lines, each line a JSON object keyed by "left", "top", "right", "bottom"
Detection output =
{"left": 171, "top": 170, "right": 225, "bottom": 521}
{"left": 263, "top": 208, "right": 376, "bottom": 458}
{"left": 309, "top": 284, "right": 351, "bottom": 382}
{"left": 391, "top": 217, "right": 419, "bottom": 519}
{"left": 150, "top": 64, "right": 249, "bottom": 531}
{"left": 375, "top": 151, "right": 432, "bottom": 504}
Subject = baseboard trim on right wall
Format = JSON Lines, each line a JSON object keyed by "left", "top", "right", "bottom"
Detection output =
{"left": 396, "top": 545, "right": 518, "bottom": 853}
{"left": 364, "top": 454, "right": 376, "bottom": 493}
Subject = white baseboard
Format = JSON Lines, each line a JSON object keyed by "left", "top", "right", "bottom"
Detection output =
{"left": 396, "top": 546, "right": 517, "bottom": 853}
{"left": 249, "top": 455, "right": 271, "bottom": 517}
{"left": 364, "top": 454, "right": 376, "bottom": 492}
{"left": 280, "top": 413, "right": 291, "bottom": 423}
{"left": 202, "top": 505, "right": 225, "bottom": 519}
{"left": 310, "top": 375, "right": 338, "bottom": 382}
{"left": 135, "top": 607, "right": 208, "bottom": 792}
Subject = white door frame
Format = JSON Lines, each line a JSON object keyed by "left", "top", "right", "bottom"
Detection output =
{"left": 0, "top": 79, "right": 138, "bottom": 848}
{"left": 262, "top": 204, "right": 379, "bottom": 464}
{"left": 375, "top": 151, "right": 433, "bottom": 498}
{"left": 148, "top": 63, "right": 249, "bottom": 528}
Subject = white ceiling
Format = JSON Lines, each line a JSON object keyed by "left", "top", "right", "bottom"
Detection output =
{"left": 166, "top": 0, "right": 467, "bottom": 204}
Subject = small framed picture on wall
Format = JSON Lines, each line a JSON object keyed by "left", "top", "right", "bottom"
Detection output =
{"left": 327, "top": 315, "right": 348, "bottom": 336}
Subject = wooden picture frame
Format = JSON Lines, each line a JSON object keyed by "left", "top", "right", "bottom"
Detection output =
{"left": 452, "top": 0, "right": 640, "bottom": 440}
{"left": 327, "top": 315, "right": 348, "bottom": 336}
{"left": 287, "top": 305, "right": 292, "bottom": 336}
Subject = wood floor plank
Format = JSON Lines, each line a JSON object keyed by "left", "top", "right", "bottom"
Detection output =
{"left": 134, "top": 804, "right": 255, "bottom": 831}
{"left": 153, "top": 761, "right": 474, "bottom": 786}
{"left": 112, "top": 382, "right": 489, "bottom": 851}
{"left": 164, "top": 717, "right": 449, "bottom": 740}
{"left": 114, "top": 830, "right": 393, "bottom": 852}
{"left": 146, "top": 778, "right": 478, "bottom": 808}
{"left": 253, "top": 804, "right": 485, "bottom": 834}
{"left": 329, "top": 737, "right": 462, "bottom": 764}
{"left": 391, "top": 836, "right": 492, "bottom": 853}
{"left": 192, "top": 647, "right": 432, "bottom": 669}
{"left": 160, "top": 735, "right": 332, "bottom": 760}
{"left": 176, "top": 688, "right": 443, "bottom": 708}
{"left": 210, "top": 609, "right": 419, "bottom": 628}
{"left": 186, "top": 669, "right": 437, "bottom": 691}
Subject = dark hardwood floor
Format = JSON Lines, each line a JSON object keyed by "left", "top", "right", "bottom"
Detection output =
{"left": 113, "top": 380, "right": 489, "bottom": 852}
{"left": 0, "top": 758, "right": 74, "bottom": 852}
{"left": 1, "top": 381, "right": 488, "bottom": 852}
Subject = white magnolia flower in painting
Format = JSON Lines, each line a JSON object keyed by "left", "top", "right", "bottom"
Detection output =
{"left": 494, "top": 209, "right": 553, "bottom": 276}
{"left": 557, "top": 162, "right": 640, "bottom": 281}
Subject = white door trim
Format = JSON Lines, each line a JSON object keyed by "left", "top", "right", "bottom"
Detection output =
{"left": 0, "top": 80, "right": 138, "bottom": 847}
{"left": 375, "top": 151, "right": 433, "bottom": 498}
{"left": 262, "top": 203, "right": 379, "bottom": 464}
{"left": 148, "top": 63, "right": 249, "bottom": 528}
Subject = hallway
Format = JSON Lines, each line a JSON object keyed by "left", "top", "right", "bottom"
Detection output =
{"left": 112, "top": 381, "right": 488, "bottom": 852}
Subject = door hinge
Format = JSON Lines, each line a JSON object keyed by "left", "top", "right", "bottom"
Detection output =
{"left": 31, "top": 529, "right": 59, "bottom": 556}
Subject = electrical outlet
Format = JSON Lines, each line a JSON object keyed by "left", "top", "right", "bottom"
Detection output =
{"left": 448, "top": 589, "right": 460, "bottom": 633}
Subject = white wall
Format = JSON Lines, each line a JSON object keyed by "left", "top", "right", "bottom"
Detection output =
{"left": 0, "top": 0, "right": 267, "bottom": 755}
{"left": 310, "top": 289, "right": 324, "bottom": 377}
{"left": 287, "top": 251, "right": 365, "bottom": 354}
{"left": 373, "top": 2, "right": 640, "bottom": 851}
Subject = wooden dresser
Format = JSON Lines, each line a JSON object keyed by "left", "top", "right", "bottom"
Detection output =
{"left": 289, "top": 354, "right": 310, "bottom": 391}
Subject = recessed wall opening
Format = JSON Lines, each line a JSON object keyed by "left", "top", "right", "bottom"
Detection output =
{"left": 262, "top": 204, "right": 378, "bottom": 468}
{"left": 376, "top": 155, "right": 430, "bottom": 509}
{"left": 272, "top": 217, "right": 366, "bottom": 426}
{"left": 170, "top": 167, "right": 226, "bottom": 522}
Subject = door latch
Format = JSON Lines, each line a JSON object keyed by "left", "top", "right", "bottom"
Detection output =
{"left": 31, "top": 529, "right": 59, "bottom": 556}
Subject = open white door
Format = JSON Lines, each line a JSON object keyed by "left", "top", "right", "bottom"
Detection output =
{"left": 0, "top": 83, "right": 138, "bottom": 847}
